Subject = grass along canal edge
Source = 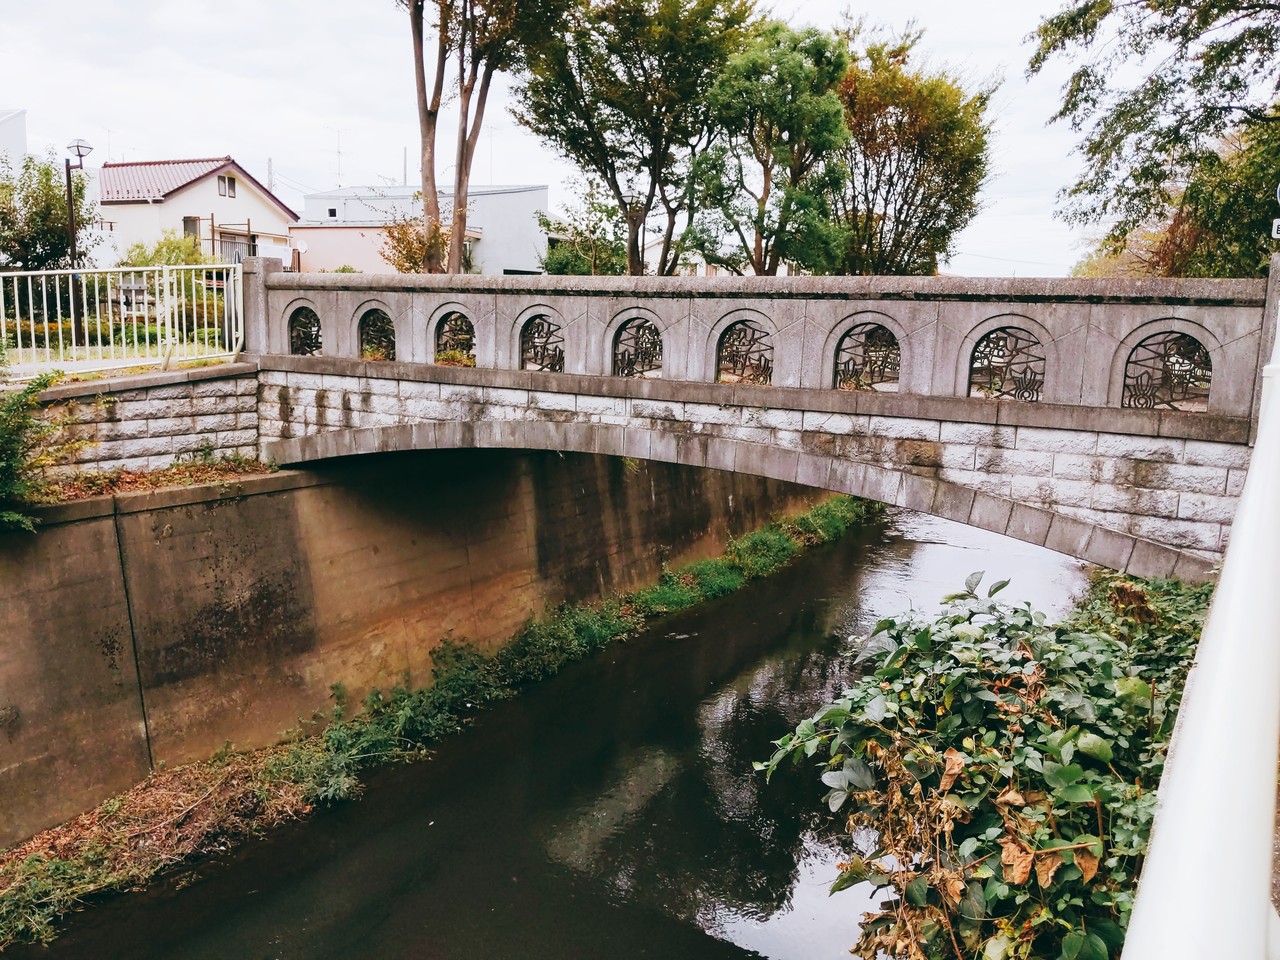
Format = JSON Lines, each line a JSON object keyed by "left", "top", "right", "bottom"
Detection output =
{"left": 0, "top": 494, "right": 884, "bottom": 949}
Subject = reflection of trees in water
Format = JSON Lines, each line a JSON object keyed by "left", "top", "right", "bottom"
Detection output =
{"left": 548, "top": 643, "right": 857, "bottom": 928}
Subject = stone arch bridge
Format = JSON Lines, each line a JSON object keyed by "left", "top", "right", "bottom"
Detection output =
{"left": 231, "top": 260, "right": 1278, "bottom": 583}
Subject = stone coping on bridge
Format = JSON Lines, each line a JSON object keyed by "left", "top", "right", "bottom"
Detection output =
{"left": 36, "top": 362, "right": 259, "bottom": 404}
{"left": 263, "top": 267, "right": 1267, "bottom": 307}
{"left": 254, "top": 353, "right": 1252, "bottom": 445}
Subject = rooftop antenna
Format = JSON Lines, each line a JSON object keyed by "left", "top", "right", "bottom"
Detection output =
{"left": 267, "top": 157, "right": 274, "bottom": 192}
{"left": 403, "top": 146, "right": 408, "bottom": 186}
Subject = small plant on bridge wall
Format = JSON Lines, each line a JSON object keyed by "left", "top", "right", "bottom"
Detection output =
{"left": 758, "top": 572, "right": 1210, "bottom": 960}
{"left": 0, "top": 360, "right": 66, "bottom": 531}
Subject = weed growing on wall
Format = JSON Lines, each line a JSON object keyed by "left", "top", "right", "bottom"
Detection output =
{"left": 758, "top": 572, "right": 1211, "bottom": 960}
{"left": 0, "top": 364, "right": 60, "bottom": 531}
{"left": 0, "top": 494, "right": 884, "bottom": 947}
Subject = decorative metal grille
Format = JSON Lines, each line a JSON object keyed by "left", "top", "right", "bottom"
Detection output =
{"left": 359, "top": 309, "right": 396, "bottom": 361}
{"left": 436, "top": 312, "right": 476, "bottom": 363}
{"left": 289, "top": 307, "right": 322, "bottom": 356}
{"left": 717, "top": 319, "right": 773, "bottom": 385}
{"left": 968, "top": 326, "right": 1045, "bottom": 402}
{"left": 613, "top": 317, "right": 663, "bottom": 378}
{"left": 521, "top": 316, "right": 565, "bottom": 372}
{"left": 834, "top": 322, "right": 900, "bottom": 391}
{"left": 1122, "top": 332, "right": 1212, "bottom": 411}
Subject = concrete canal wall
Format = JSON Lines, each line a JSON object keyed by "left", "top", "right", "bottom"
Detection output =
{"left": 0, "top": 451, "right": 820, "bottom": 847}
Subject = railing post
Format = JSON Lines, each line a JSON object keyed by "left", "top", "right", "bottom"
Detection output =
{"left": 239, "top": 257, "right": 281, "bottom": 355}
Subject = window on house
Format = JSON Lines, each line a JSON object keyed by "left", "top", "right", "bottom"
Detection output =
{"left": 227, "top": 176, "right": 236, "bottom": 198}
{"left": 182, "top": 216, "right": 200, "bottom": 237}
{"left": 218, "top": 175, "right": 227, "bottom": 196}
{"left": 328, "top": 207, "right": 337, "bottom": 218}
{"left": 218, "top": 175, "right": 237, "bottom": 197}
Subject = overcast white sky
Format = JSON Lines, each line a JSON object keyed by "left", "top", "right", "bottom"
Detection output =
{"left": 0, "top": 0, "right": 1090, "bottom": 276}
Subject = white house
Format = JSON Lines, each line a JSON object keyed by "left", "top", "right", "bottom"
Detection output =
{"left": 0, "top": 109, "right": 27, "bottom": 165}
{"left": 290, "top": 183, "right": 548, "bottom": 275}
{"left": 97, "top": 157, "right": 298, "bottom": 265}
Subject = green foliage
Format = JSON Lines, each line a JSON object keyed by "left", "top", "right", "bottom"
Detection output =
{"left": 0, "top": 364, "right": 60, "bottom": 531}
{"left": 118, "top": 230, "right": 209, "bottom": 267}
{"left": 828, "top": 30, "right": 993, "bottom": 275}
{"left": 434, "top": 348, "right": 476, "bottom": 367}
{"left": 1071, "top": 121, "right": 1280, "bottom": 278}
{"left": 1029, "top": 0, "right": 1280, "bottom": 246}
{"left": 728, "top": 527, "right": 800, "bottom": 579}
{"left": 538, "top": 177, "right": 628, "bottom": 276}
{"left": 689, "top": 21, "right": 850, "bottom": 275}
{"left": 514, "top": 0, "right": 758, "bottom": 275}
{"left": 0, "top": 152, "right": 95, "bottom": 271}
{"left": 759, "top": 572, "right": 1211, "bottom": 960}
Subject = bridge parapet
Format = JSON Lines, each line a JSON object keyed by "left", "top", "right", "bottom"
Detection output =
{"left": 244, "top": 259, "right": 1272, "bottom": 421}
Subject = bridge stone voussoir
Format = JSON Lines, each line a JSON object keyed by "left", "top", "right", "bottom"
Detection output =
{"left": 705, "top": 437, "right": 738, "bottom": 473}
{"left": 861, "top": 464, "right": 905, "bottom": 506}
{"left": 648, "top": 429, "right": 679, "bottom": 466}
{"left": 932, "top": 484, "right": 977, "bottom": 525}
{"left": 1126, "top": 539, "right": 1179, "bottom": 580}
{"left": 590, "top": 425, "right": 628, "bottom": 459}
{"left": 1081, "top": 525, "right": 1136, "bottom": 572}
{"left": 1007, "top": 503, "right": 1054, "bottom": 546}
{"left": 795, "top": 451, "right": 831, "bottom": 489}
{"left": 969, "top": 492, "right": 1015, "bottom": 536}
{"left": 1044, "top": 514, "right": 1093, "bottom": 558}
{"left": 1171, "top": 552, "right": 1217, "bottom": 582}
{"left": 900, "top": 474, "right": 940, "bottom": 514}
{"left": 828, "top": 458, "right": 868, "bottom": 496}
{"left": 675, "top": 434, "right": 711, "bottom": 469}
{"left": 622, "top": 429, "right": 652, "bottom": 460}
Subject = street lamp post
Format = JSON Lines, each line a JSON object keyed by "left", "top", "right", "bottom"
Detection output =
{"left": 65, "top": 138, "right": 93, "bottom": 335}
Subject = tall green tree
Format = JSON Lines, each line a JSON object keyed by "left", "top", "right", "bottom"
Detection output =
{"left": 513, "top": 0, "right": 757, "bottom": 275}
{"left": 537, "top": 178, "right": 628, "bottom": 276}
{"left": 688, "top": 22, "right": 848, "bottom": 275}
{"left": 0, "top": 154, "right": 94, "bottom": 272}
{"left": 828, "top": 35, "right": 992, "bottom": 275}
{"left": 403, "top": 0, "right": 569, "bottom": 273}
{"left": 1073, "top": 122, "right": 1280, "bottom": 278}
{"left": 1030, "top": 1, "right": 1280, "bottom": 246}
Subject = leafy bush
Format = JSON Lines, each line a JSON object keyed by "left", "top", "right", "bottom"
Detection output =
{"left": 435, "top": 349, "right": 476, "bottom": 367}
{"left": 759, "top": 572, "right": 1210, "bottom": 960}
{"left": 728, "top": 527, "right": 800, "bottom": 578}
{"left": 0, "top": 369, "right": 59, "bottom": 531}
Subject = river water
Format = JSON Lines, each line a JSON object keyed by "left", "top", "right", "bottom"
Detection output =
{"left": 24, "top": 511, "right": 1087, "bottom": 960}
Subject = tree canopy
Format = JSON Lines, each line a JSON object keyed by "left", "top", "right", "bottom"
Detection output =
{"left": 118, "top": 230, "right": 207, "bottom": 267}
{"left": 1030, "top": 1, "right": 1280, "bottom": 246}
{"left": 538, "top": 178, "right": 628, "bottom": 276}
{"left": 513, "top": 0, "right": 758, "bottom": 275}
{"left": 828, "top": 34, "right": 992, "bottom": 275}
{"left": 689, "top": 21, "right": 849, "bottom": 275}
{"left": 0, "top": 154, "right": 94, "bottom": 272}
{"left": 1073, "top": 120, "right": 1280, "bottom": 278}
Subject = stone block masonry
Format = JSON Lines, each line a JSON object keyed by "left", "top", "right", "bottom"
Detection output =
{"left": 38, "top": 363, "right": 260, "bottom": 473}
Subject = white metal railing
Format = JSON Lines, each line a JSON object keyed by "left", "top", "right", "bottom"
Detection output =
{"left": 0, "top": 263, "right": 243, "bottom": 380}
{"left": 1121, "top": 345, "right": 1280, "bottom": 955}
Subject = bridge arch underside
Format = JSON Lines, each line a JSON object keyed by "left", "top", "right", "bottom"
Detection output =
{"left": 258, "top": 361, "right": 1239, "bottom": 583}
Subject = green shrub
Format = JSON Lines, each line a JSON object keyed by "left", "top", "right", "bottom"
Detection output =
{"left": 631, "top": 573, "right": 702, "bottom": 615}
{"left": 685, "top": 558, "right": 745, "bottom": 597}
{"left": 0, "top": 368, "right": 59, "bottom": 531}
{"left": 759, "top": 572, "right": 1210, "bottom": 960}
{"left": 728, "top": 527, "right": 800, "bottom": 579}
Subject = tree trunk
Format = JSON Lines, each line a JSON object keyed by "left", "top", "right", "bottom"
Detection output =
{"left": 411, "top": 0, "right": 446, "bottom": 273}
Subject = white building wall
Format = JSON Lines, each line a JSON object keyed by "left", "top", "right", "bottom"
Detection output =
{"left": 0, "top": 110, "right": 27, "bottom": 165}
{"left": 100, "top": 175, "right": 295, "bottom": 264}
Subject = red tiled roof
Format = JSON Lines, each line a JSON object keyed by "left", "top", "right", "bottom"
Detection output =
{"left": 99, "top": 157, "right": 233, "bottom": 202}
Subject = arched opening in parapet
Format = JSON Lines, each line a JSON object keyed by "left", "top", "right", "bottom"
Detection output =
{"left": 521, "top": 315, "right": 565, "bottom": 372}
{"left": 435, "top": 312, "right": 476, "bottom": 367}
{"left": 1121, "top": 331, "right": 1212, "bottom": 411}
{"left": 359, "top": 308, "right": 396, "bottom": 362}
{"left": 288, "top": 306, "right": 322, "bottom": 356}
{"left": 717, "top": 319, "right": 773, "bottom": 385}
{"left": 612, "top": 317, "right": 663, "bottom": 378}
{"left": 968, "top": 326, "right": 1044, "bottom": 402}
{"left": 834, "top": 323, "right": 900, "bottom": 391}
